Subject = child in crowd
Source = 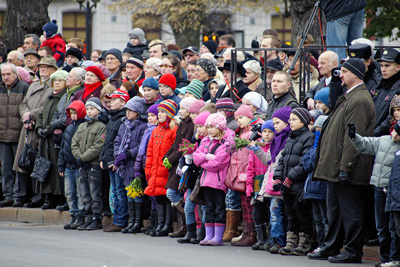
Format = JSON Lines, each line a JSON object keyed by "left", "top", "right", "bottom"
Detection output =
{"left": 188, "top": 99, "right": 207, "bottom": 123}
{"left": 142, "top": 77, "right": 162, "bottom": 111}
{"left": 100, "top": 90, "right": 130, "bottom": 232}
{"left": 216, "top": 98, "right": 238, "bottom": 131}
{"left": 303, "top": 115, "right": 328, "bottom": 250}
{"left": 164, "top": 97, "right": 196, "bottom": 238}
{"left": 176, "top": 87, "right": 186, "bottom": 99}
{"left": 41, "top": 20, "right": 66, "bottom": 67}
{"left": 274, "top": 108, "right": 315, "bottom": 256}
{"left": 207, "top": 79, "right": 219, "bottom": 104}
{"left": 390, "top": 95, "right": 400, "bottom": 133}
{"left": 193, "top": 113, "right": 234, "bottom": 246}
{"left": 349, "top": 122, "right": 400, "bottom": 267}
{"left": 100, "top": 84, "right": 116, "bottom": 112}
{"left": 58, "top": 100, "right": 87, "bottom": 230}
{"left": 185, "top": 79, "right": 204, "bottom": 100}
{"left": 63, "top": 48, "right": 83, "bottom": 72}
{"left": 242, "top": 92, "right": 269, "bottom": 120}
{"left": 134, "top": 104, "right": 159, "bottom": 235}
{"left": 71, "top": 97, "right": 106, "bottom": 230}
{"left": 156, "top": 73, "right": 181, "bottom": 109}
{"left": 144, "top": 100, "right": 178, "bottom": 237}
{"left": 114, "top": 97, "right": 148, "bottom": 234}
{"left": 119, "top": 80, "right": 141, "bottom": 98}
{"left": 246, "top": 120, "right": 275, "bottom": 250}
{"left": 199, "top": 103, "right": 217, "bottom": 114}
{"left": 314, "top": 87, "right": 330, "bottom": 114}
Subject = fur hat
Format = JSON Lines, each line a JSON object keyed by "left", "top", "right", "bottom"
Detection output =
{"left": 194, "top": 111, "right": 211, "bottom": 126}
{"left": 66, "top": 48, "right": 83, "bottom": 61}
{"left": 205, "top": 112, "right": 227, "bottom": 131}
{"left": 243, "top": 92, "right": 268, "bottom": 113}
{"left": 43, "top": 19, "right": 58, "bottom": 38}
{"left": 261, "top": 119, "right": 276, "bottom": 134}
{"left": 85, "top": 97, "right": 102, "bottom": 111}
{"left": 314, "top": 87, "right": 330, "bottom": 108}
{"left": 128, "top": 28, "right": 146, "bottom": 45}
{"left": 390, "top": 94, "right": 400, "bottom": 117}
{"left": 147, "top": 104, "right": 159, "bottom": 117}
{"left": 186, "top": 79, "right": 204, "bottom": 99}
{"left": 86, "top": 65, "right": 105, "bottom": 81}
{"left": 105, "top": 48, "right": 122, "bottom": 63}
{"left": 235, "top": 104, "right": 254, "bottom": 119}
{"left": 158, "top": 99, "right": 177, "bottom": 120}
{"left": 159, "top": 73, "right": 176, "bottom": 90}
{"left": 272, "top": 106, "right": 292, "bottom": 124}
{"left": 180, "top": 97, "right": 197, "bottom": 111}
{"left": 142, "top": 77, "right": 159, "bottom": 90}
{"left": 188, "top": 100, "right": 206, "bottom": 114}
{"left": 291, "top": 108, "right": 312, "bottom": 126}
{"left": 196, "top": 58, "right": 217, "bottom": 77}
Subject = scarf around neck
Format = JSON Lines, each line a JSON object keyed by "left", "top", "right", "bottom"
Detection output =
{"left": 117, "top": 119, "right": 139, "bottom": 177}
{"left": 83, "top": 81, "right": 101, "bottom": 100}
{"left": 268, "top": 125, "right": 291, "bottom": 165}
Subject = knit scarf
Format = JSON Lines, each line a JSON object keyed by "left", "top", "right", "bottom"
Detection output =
{"left": 117, "top": 119, "right": 137, "bottom": 177}
{"left": 83, "top": 81, "right": 102, "bottom": 100}
{"left": 268, "top": 125, "right": 291, "bottom": 164}
{"left": 66, "top": 84, "right": 81, "bottom": 103}
{"left": 159, "top": 118, "right": 171, "bottom": 129}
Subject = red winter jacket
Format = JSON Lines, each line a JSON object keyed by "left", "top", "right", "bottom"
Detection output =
{"left": 41, "top": 34, "right": 66, "bottom": 67}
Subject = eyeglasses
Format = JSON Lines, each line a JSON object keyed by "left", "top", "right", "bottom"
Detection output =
{"left": 160, "top": 64, "right": 174, "bottom": 68}
{"left": 184, "top": 54, "right": 196, "bottom": 58}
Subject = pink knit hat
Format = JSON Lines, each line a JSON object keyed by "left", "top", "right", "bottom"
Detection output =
{"left": 205, "top": 113, "right": 227, "bottom": 131}
{"left": 16, "top": 66, "right": 31, "bottom": 84}
{"left": 188, "top": 99, "right": 206, "bottom": 114}
{"left": 194, "top": 111, "right": 211, "bottom": 126}
{"left": 235, "top": 104, "right": 253, "bottom": 119}
{"left": 180, "top": 97, "right": 197, "bottom": 111}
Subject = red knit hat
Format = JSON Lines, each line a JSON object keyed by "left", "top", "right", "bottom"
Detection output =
{"left": 86, "top": 65, "right": 105, "bottom": 81}
{"left": 159, "top": 73, "right": 176, "bottom": 90}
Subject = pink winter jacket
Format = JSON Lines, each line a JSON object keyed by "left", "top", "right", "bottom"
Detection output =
{"left": 193, "top": 131, "right": 234, "bottom": 193}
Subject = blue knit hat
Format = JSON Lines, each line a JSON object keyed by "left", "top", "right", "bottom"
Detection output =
{"left": 314, "top": 87, "right": 330, "bottom": 108}
{"left": 43, "top": 20, "right": 58, "bottom": 38}
{"left": 261, "top": 120, "right": 276, "bottom": 134}
{"left": 124, "top": 96, "right": 146, "bottom": 115}
{"left": 142, "top": 77, "right": 159, "bottom": 90}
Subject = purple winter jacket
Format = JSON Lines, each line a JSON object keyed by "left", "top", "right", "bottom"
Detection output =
{"left": 134, "top": 123, "right": 157, "bottom": 178}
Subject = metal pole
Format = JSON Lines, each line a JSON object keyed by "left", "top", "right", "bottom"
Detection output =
{"left": 85, "top": 0, "right": 92, "bottom": 59}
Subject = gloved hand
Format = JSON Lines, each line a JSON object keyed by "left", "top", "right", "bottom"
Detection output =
{"left": 205, "top": 154, "right": 216, "bottom": 161}
{"left": 247, "top": 145, "right": 260, "bottom": 152}
{"left": 281, "top": 177, "right": 293, "bottom": 193}
{"left": 41, "top": 128, "right": 51, "bottom": 138}
{"left": 338, "top": 170, "right": 351, "bottom": 184}
{"left": 272, "top": 179, "right": 282, "bottom": 191}
{"left": 114, "top": 153, "right": 127, "bottom": 166}
{"left": 37, "top": 128, "right": 44, "bottom": 138}
{"left": 163, "top": 158, "right": 172, "bottom": 169}
{"left": 246, "top": 183, "right": 254, "bottom": 198}
{"left": 184, "top": 154, "right": 193, "bottom": 165}
{"left": 251, "top": 37, "right": 259, "bottom": 49}
{"left": 331, "top": 67, "right": 341, "bottom": 82}
{"left": 181, "top": 165, "right": 188, "bottom": 174}
{"left": 348, "top": 123, "right": 356, "bottom": 139}
{"left": 77, "top": 158, "right": 91, "bottom": 169}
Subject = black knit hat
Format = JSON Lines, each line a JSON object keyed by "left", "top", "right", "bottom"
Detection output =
{"left": 291, "top": 107, "right": 312, "bottom": 126}
{"left": 342, "top": 58, "right": 365, "bottom": 80}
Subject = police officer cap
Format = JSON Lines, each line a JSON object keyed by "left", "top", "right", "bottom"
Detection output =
{"left": 378, "top": 48, "right": 400, "bottom": 64}
{"left": 348, "top": 43, "right": 371, "bottom": 60}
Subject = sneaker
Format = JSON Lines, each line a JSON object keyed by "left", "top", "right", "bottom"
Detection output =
{"left": 0, "top": 199, "right": 13, "bottom": 207}
{"left": 381, "top": 261, "right": 400, "bottom": 267}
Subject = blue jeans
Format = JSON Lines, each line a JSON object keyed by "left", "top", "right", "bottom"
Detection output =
{"left": 374, "top": 187, "right": 400, "bottom": 262}
{"left": 166, "top": 188, "right": 183, "bottom": 205}
{"left": 64, "top": 168, "right": 83, "bottom": 214}
{"left": 311, "top": 199, "right": 328, "bottom": 247}
{"left": 109, "top": 170, "right": 128, "bottom": 226}
{"left": 184, "top": 188, "right": 196, "bottom": 225}
{"left": 326, "top": 9, "right": 364, "bottom": 62}
{"left": 270, "top": 197, "right": 286, "bottom": 246}
{"left": 225, "top": 189, "right": 241, "bottom": 210}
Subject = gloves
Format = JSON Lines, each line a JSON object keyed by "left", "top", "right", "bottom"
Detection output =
{"left": 331, "top": 67, "right": 341, "bottom": 82}
{"left": 184, "top": 154, "right": 193, "bottom": 165}
{"left": 338, "top": 170, "right": 351, "bottom": 184}
{"left": 42, "top": 128, "right": 50, "bottom": 138}
{"left": 348, "top": 123, "right": 356, "bottom": 139}
{"left": 247, "top": 145, "right": 260, "bottom": 152}
{"left": 205, "top": 154, "right": 216, "bottom": 161}
{"left": 163, "top": 158, "right": 172, "bottom": 169}
{"left": 114, "top": 153, "right": 127, "bottom": 166}
{"left": 281, "top": 177, "right": 293, "bottom": 193}
{"left": 246, "top": 183, "right": 254, "bottom": 198}
{"left": 272, "top": 179, "right": 282, "bottom": 191}
{"left": 37, "top": 128, "right": 43, "bottom": 138}
{"left": 251, "top": 37, "right": 259, "bottom": 49}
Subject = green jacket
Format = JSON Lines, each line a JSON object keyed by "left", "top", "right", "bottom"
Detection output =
{"left": 71, "top": 117, "right": 106, "bottom": 166}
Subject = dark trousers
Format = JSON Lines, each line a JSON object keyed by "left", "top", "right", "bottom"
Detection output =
{"left": 252, "top": 199, "right": 270, "bottom": 225}
{"left": 80, "top": 165, "right": 102, "bottom": 216}
{"left": 322, "top": 182, "right": 367, "bottom": 259}
{"left": 0, "top": 142, "right": 18, "bottom": 199}
{"left": 203, "top": 187, "right": 226, "bottom": 224}
{"left": 14, "top": 171, "right": 42, "bottom": 203}
{"left": 283, "top": 193, "right": 313, "bottom": 235}
{"left": 394, "top": 212, "right": 400, "bottom": 237}
{"left": 101, "top": 168, "right": 110, "bottom": 212}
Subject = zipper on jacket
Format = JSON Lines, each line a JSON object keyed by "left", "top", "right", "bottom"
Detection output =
{"left": 201, "top": 141, "right": 213, "bottom": 186}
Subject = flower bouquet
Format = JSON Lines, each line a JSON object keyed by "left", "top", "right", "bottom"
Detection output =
{"left": 232, "top": 137, "right": 264, "bottom": 152}
{"left": 179, "top": 139, "right": 198, "bottom": 156}
{"left": 125, "top": 177, "right": 143, "bottom": 199}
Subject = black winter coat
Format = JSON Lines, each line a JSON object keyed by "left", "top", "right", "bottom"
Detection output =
{"left": 273, "top": 127, "right": 315, "bottom": 195}
{"left": 215, "top": 80, "right": 251, "bottom": 103}
{"left": 99, "top": 108, "right": 126, "bottom": 166}
{"left": 320, "top": 0, "right": 366, "bottom": 21}
{"left": 265, "top": 92, "right": 300, "bottom": 120}
{"left": 123, "top": 43, "right": 148, "bottom": 56}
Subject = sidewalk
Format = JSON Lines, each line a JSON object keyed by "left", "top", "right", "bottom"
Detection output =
{"left": 0, "top": 206, "right": 380, "bottom": 261}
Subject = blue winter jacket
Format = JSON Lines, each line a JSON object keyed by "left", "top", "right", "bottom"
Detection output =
{"left": 386, "top": 149, "right": 400, "bottom": 212}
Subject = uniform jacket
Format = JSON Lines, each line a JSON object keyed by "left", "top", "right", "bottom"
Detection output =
{"left": 41, "top": 34, "right": 66, "bottom": 67}
{"left": 314, "top": 83, "right": 376, "bottom": 185}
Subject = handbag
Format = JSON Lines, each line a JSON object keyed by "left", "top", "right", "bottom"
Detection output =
{"left": 18, "top": 118, "right": 38, "bottom": 172}
{"left": 224, "top": 152, "right": 246, "bottom": 192}
{"left": 31, "top": 138, "right": 52, "bottom": 183}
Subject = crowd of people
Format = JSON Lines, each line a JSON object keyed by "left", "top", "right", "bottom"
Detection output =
{"left": 1, "top": 0, "right": 400, "bottom": 266}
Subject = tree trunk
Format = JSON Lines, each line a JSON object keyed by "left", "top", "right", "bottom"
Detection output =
{"left": 1, "top": 0, "right": 52, "bottom": 50}
{"left": 172, "top": 26, "right": 201, "bottom": 49}
{"left": 289, "top": 0, "right": 326, "bottom": 47}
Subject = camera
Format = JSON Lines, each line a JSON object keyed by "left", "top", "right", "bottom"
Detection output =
{"left": 333, "top": 69, "right": 341, "bottom": 77}
{"left": 249, "top": 123, "right": 262, "bottom": 141}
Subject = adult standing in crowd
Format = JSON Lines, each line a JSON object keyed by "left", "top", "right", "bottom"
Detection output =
{"left": 310, "top": 58, "right": 376, "bottom": 263}
{"left": 256, "top": 59, "right": 284, "bottom": 101}
{"left": 216, "top": 60, "right": 250, "bottom": 103}
{"left": 195, "top": 58, "right": 218, "bottom": 101}
{"left": 105, "top": 48, "right": 123, "bottom": 88}
{"left": 0, "top": 63, "right": 29, "bottom": 207}
{"left": 23, "top": 34, "right": 41, "bottom": 52}
{"left": 24, "top": 48, "right": 41, "bottom": 82}
{"left": 73, "top": 65, "right": 105, "bottom": 104}
{"left": 13, "top": 56, "right": 57, "bottom": 208}
{"left": 243, "top": 60, "right": 262, "bottom": 92}
{"left": 125, "top": 55, "right": 146, "bottom": 87}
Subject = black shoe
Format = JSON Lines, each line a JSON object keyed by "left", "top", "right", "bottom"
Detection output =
{"left": 77, "top": 216, "right": 92, "bottom": 230}
{"left": 307, "top": 247, "right": 339, "bottom": 260}
{"left": 41, "top": 202, "right": 57, "bottom": 210}
{"left": 24, "top": 201, "right": 42, "bottom": 208}
{"left": 0, "top": 199, "right": 13, "bottom": 207}
{"left": 56, "top": 203, "right": 69, "bottom": 212}
{"left": 178, "top": 223, "right": 197, "bottom": 244}
{"left": 328, "top": 253, "right": 362, "bottom": 263}
{"left": 70, "top": 214, "right": 84, "bottom": 230}
{"left": 86, "top": 216, "right": 103, "bottom": 230}
{"left": 13, "top": 200, "right": 24, "bottom": 207}
{"left": 64, "top": 215, "right": 76, "bottom": 230}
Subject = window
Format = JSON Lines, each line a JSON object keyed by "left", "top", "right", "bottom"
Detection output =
{"left": 271, "top": 15, "right": 292, "bottom": 45}
{"left": 62, "top": 12, "right": 86, "bottom": 41}
{"left": 132, "top": 15, "right": 161, "bottom": 41}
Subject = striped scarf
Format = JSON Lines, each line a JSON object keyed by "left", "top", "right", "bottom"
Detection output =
{"left": 116, "top": 119, "right": 137, "bottom": 177}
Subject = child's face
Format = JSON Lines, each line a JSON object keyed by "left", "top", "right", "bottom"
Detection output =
{"left": 66, "top": 55, "right": 78, "bottom": 65}
{"left": 147, "top": 113, "right": 158, "bottom": 125}
{"left": 262, "top": 128, "right": 274, "bottom": 142}
{"left": 207, "top": 125, "right": 221, "bottom": 137}
{"left": 393, "top": 107, "right": 400, "bottom": 121}
{"left": 178, "top": 93, "right": 185, "bottom": 99}
{"left": 190, "top": 112, "right": 198, "bottom": 122}
{"left": 179, "top": 108, "right": 190, "bottom": 119}
{"left": 209, "top": 83, "right": 219, "bottom": 98}
{"left": 272, "top": 117, "right": 288, "bottom": 133}
{"left": 86, "top": 105, "right": 101, "bottom": 118}
{"left": 159, "top": 84, "right": 174, "bottom": 97}
{"left": 143, "top": 87, "right": 158, "bottom": 102}
{"left": 185, "top": 92, "right": 196, "bottom": 98}
{"left": 289, "top": 113, "right": 305, "bottom": 131}
{"left": 69, "top": 109, "right": 78, "bottom": 121}
{"left": 242, "top": 98, "right": 257, "bottom": 113}
{"left": 314, "top": 126, "right": 322, "bottom": 132}
{"left": 217, "top": 110, "right": 228, "bottom": 118}
{"left": 158, "top": 109, "right": 167, "bottom": 123}
{"left": 196, "top": 124, "right": 207, "bottom": 137}
{"left": 126, "top": 109, "right": 139, "bottom": 121}
{"left": 130, "top": 38, "right": 140, "bottom": 46}
{"left": 102, "top": 99, "right": 111, "bottom": 111}
{"left": 110, "top": 98, "right": 125, "bottom": 110}
{"left": 315, "top": 100, "right": 329, "bottom": 114}
{"left": 235, "top": 115, "right": 251, "bottom": 129}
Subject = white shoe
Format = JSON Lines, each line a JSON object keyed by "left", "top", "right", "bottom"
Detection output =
{"left": 381, "top": 261, "right": 400, "bottom": 267}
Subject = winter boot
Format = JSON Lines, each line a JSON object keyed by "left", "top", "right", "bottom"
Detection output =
{"left": 122, "top": 202, "right": 135, "bottom": 233}
{"left": 199, "top": 223, "right": 215, "bottom": 245}
{"left": 191, "top": 223, "right": 205, "bottom": 244}
{"left": 291, "top": 232, "right": 313, "bottom": 256}
{"left": 151, "top": 204, "right": 165, "bottom": 236}
{"left": 222, "top": 210, "right": 231, "bottom": 238}
{"left": 174, "top": 199, "right": 185, "bottom": 214}
{"left": 252, "top": 224, "right": 268, "bottom": 250}
{"left": 64, "top": 214, "right": 76, "bottom": 230}
{"left": 144, "top": 209, "right": 158, "bottom": 235}
{"left": 178, "top": 223, "right": 197, "bottom": 244}
{"left": 223, "top": 210, "right": 241, "bottom": 242}
{"left": 279, "top": 231, "right": 298, "bottom": 255}
{"left": 130, "top": 202, "right": 143, "bottom": 233}
{"left": 207, "top": 223, "right": 225, "bottom": 246}
{"left": 156, "top": 204, "right": 173, "bottom": 236}
{"left": 231, "top": 221, "right": 256, "bottom": 246}
{"left": 269, "top": 238, "right": 283, "bottom": 254}
{"left": 169, "top": 208, "right": 187, "bottom": 238}
{"left": 70, "top": 214, "right": 85, "bottom": 230}
{"left": 77, "top": 216, "right": 92, "bottom": 230}
{"left": 86, "top": 215, "right": 103, "bottom": 230}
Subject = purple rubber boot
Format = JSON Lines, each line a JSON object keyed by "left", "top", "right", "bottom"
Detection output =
{"left": 199, "top": 223, "right": 214, "bottom": 246}
{"left": 207, "top": 223, "right": 225, "bottom": 246}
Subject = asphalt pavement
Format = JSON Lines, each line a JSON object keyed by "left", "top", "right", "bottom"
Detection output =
{"left": 0, "top": 221, "right": 379, "bottom": 267}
